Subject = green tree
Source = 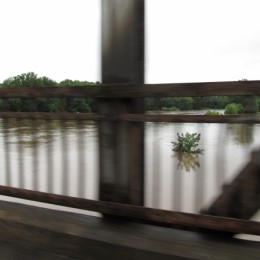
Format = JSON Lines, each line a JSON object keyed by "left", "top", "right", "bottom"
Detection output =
{"left": 2, "top": 72, "right": 54, "bottom": 88}
{"left": 175, "top": 97, "right": 193, "bottom": 110}
{"left": 193, "top": 96, "right": 229, "bottom": 109}
{"left": 0, "top": 73, "right": 97, "bottom": 113}
{"left": 159, "top": 97, "right": 193, "bottom": 111}
{"left": 224, "top": 103, "right": 244, "bottom": 114}
{"left": 66, "top": 98, "right": 91, "bottom": 113}
{"left": 204, "top": 96, "right": 229, "bottom": 109}
{"left": 1, "top": 72, "right": 59, "bottom": 112}
{"left": 59, "top": 79, "right": 96, "bottom": 112}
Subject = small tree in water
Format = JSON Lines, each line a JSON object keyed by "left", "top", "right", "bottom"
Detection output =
{"left": 172, "top": 132, "right": 203, "bottom": 154}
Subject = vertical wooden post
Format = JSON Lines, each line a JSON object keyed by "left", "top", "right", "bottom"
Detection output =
{"left": 244, "top": 96, "right": 258, "bottom": 113}
{"left": 99, "top": 0, "right": 145, "bottom": 205}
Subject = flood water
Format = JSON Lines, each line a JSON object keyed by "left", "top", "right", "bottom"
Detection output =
{"left": 0, "top": 112, "right": 260, "bottom": 219}
{"left": 145, "top": 120, "right": 260, "bottom": 213}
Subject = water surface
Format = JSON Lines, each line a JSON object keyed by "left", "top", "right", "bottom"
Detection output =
{"left": 0, "top": 114, "right": 259, "bottom": 217}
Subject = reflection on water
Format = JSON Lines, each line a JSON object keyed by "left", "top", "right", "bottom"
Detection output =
{"left": 0, "top": 119, "right": 99, "bottom": 200}
{"left": 173, "top": 152, "right": 201, "bottom": 172}
{"left": 227, "top": 124, "right": 254, "bottom": 145}
{"left": 1, "top": 117, "right": 260, "bottom": 219}
{"left": 1, "top": 119, "right": 61, "bottom": 146}
{"left": 145, "top": 120, "right": 260, "bottom": 217}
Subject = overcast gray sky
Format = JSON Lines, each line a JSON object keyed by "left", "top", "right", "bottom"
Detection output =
{"left": 1, "top": 0, "right": 260, "bottom": 83}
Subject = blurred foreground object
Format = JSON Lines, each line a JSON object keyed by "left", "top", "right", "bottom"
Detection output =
{"left": 99, "top": 0, "right": 145, "bottom": 205}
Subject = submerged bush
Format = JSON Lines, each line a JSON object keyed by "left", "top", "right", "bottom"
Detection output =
{"left": 224, "top": 103, "right": 244, "bottom": 114}
{"left": 206, "top": 110, "right": 222, "bottom": 115}
{"left": 161, "top": 106, "right": 179, "bottom": 112}
{"left": 172, "top": 132, "right": 203, "bottom": 154}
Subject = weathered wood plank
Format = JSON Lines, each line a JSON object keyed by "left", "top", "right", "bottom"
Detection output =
{"left": 0, "top": 112, "right": 260, "bottom": 124}
{"left": 0, "top": 112, "right": 103, "bottom": 120}
{"left": 1, "top": 200, "right": 260, "bottom": 259}
{"left": 99, "top": 0, "right": 145, "bottom": 205}
{"left": 115, "top": 114, "right": 260, "bottom": 124}
{"left": 0, "top": 185, "right": 260, "bottom": 235}
{"left": 0, "top": 80, "right": 260, "bottom": 98}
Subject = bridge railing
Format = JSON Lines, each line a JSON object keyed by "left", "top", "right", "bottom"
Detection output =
{"left": 0, "top": 81, "right": 260, "bottom": 236}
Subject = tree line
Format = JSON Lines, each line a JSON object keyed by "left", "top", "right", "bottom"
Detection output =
{"left": 0, "top": 72, "right": 98, "bottom": 113}
{"left": 0, "top": 72, "right": 259, "bottom": 113}
{"left": 145, "top": 95, "right": 260, "bottom": 113}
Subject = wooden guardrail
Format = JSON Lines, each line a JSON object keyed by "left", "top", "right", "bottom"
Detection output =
{"left": 0, "top": 112, "right": 259, "bottom": 124}
{"left": 0, "top": 185, "right": 260, "bottom": 236}
{"left": 0, "top": 81, "right": 260, "bottom": 235}
{"left": 0, "top": 80, "right": 259, "bottom": 124}
{"left": 0, "top": 80, "right": 260, "bottom": 98}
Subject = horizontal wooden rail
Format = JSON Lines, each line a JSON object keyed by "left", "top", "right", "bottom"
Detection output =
{"left": 0, "top": 112, "right": 103, "bottom": 121}
{"left": 0, "top": 185, "right": 259, "bottom": 235}
{"left": 115, "top": 114, "right": 260, "bottom": 124}
{"left": 0, "top": 80, "right": 260, "bottom": 98}
{"left": 0, "top": 112, "right": 260, "bottom": 124}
